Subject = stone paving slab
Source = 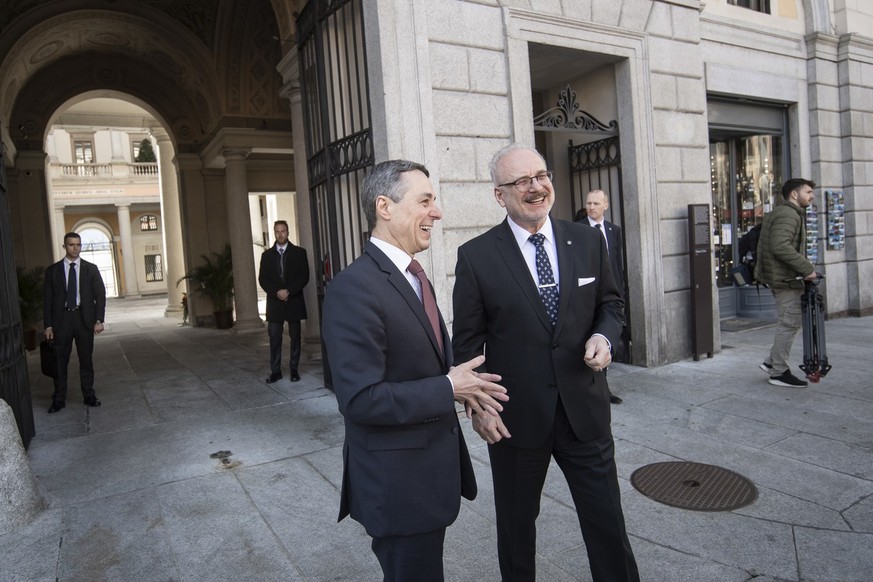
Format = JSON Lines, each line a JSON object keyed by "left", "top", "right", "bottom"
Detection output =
{"left": 2, "top": 297, "right": 872, "bottom": 581}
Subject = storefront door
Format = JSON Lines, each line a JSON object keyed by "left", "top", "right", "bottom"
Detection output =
{"left": 710, "top": 134, "right": 783, "bottom": 319}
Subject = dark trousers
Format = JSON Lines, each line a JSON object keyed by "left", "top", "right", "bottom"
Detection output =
{"left": 268, "top": 320, "right": 301, "bottom": 375}
{"left": 52, "top": 309, "right": 96, "bottom": 404}
{"left": 371, "top": 528, "right": 446, "bottom": 582}
{"left": 488, "top": 399, "right": 639, "bottom": 582}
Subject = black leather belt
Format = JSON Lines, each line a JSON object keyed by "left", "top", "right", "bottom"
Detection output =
{"left": 64, "top": 307, "right": 80, "bottom": 311}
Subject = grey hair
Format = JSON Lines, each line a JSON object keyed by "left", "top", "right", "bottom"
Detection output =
{"left": 361, "top": 159, "right": 430, "bottom": 230}
{"left": 488, "top": 143, "right": 546, "bottom": 185}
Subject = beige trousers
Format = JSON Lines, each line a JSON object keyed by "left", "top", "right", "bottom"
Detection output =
{"left": 764, "top": 287, "right": 802, "bottom": 375}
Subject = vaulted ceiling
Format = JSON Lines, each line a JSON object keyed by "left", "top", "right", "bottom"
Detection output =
{"left": 0, "top": 0, "right": 303, "bottom": 158}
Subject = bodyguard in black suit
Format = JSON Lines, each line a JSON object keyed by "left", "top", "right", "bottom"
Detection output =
{"left": 43, "top": 232, "right": 106, "bottom": 413}
{"left": 258, "top": 220, "right": 309, "bottom": 383}
{"left": 322, "top": 160, "right": 507, "bottom": 581}
{"left": 453, "top": 145, "right": 639, "bottom": 581}
{"left": 581, "top": 189, "right": 626, "bottom": 301}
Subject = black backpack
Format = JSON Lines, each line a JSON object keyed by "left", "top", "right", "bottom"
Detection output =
{"left": 729, "top": 224, "right": 763, "bottom": 287}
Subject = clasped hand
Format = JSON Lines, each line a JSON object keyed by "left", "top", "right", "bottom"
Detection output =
{"left": 448, "top": 355, "right": 507, "bottom": 418}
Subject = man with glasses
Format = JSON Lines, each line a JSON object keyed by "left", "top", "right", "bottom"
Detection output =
{"left": 453, "top": 144, "right": 639, "bottom": 581}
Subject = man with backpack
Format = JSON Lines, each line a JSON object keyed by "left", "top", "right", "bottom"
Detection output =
{"left": 754, "top": 178, "right": 819, "bottom": 388}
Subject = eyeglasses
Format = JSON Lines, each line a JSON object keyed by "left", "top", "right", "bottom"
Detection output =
{"left": 498, "top": 171, "right": 553, "bottom": 192}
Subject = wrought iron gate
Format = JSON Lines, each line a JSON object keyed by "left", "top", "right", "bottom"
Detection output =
{"left": 568, "top": 136, "right": 633, "bottom": 363}
{"left": 0, "top": 139, "right": 36, "bottom": 447}
{"left": 297, "top": 0, "right": 374, "bottom": 385}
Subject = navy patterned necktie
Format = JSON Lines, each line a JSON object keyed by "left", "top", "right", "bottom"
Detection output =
{"left": 278, "top": 248, "right": 284, "bottom": 278}
{"left": 529, "top": 234, "right": 559, "bottom": 326}
{"left": 66, "top": 262, "right": 77, "bottom": 308}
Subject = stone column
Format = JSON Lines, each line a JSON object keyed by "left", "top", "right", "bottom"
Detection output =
{"left": 53, "top": 206, "right": 66, "bottom": 262}
{"left": 222, "top": 148, "right": 263, "bottom": 331}
{"left": 0, "top": 400, "right": 44, "bottom": 534}
{"left": 15, "top": 151, "right": 53, "bottom": 267}
{"left": 153, "top": 131, "right": 185, "bottom": 318}
{"left": 116, "top": 204, "right": 140, "bottom": 297}
{"left": 279, "top": 53, "right": 321, "bottom": 359}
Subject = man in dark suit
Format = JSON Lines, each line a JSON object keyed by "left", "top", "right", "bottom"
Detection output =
{"left": 584, "top": 189, "right": 626, "bottom": 297}
{"left": 258, "top": 220, "right": 309, "bottom": 383}
{"left": 43, "top": 232, "right": 106, "bottom": 413}
{"left": 579, "top": 188, "right": 629, "bottom": 400}
{"left": 453, "top": 145, "right": 639, "bottom": 582}
{"left": 321, "top": 159, "right": 507, "bottom": 581}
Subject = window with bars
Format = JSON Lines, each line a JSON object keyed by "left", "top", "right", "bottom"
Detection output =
{"left": 140, "top": 215, "right": 159, "bottom": 231}
{"left": 728, "top": 0, "right": 770, "bottom": 13}
{"left": 145, "top": 254, "right": 163, "bottom": 282}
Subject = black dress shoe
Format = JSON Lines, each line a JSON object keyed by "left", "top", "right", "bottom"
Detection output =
{"left": 290, "top": 370, "right": 300, "bottom": 382}
{"left": 609, "top": 393, "right": 623, "bottom": 405}
{"left": 48, "top": 402, "right": 65, "bottom": 413}
{"left": 266, "top": 372, "right": 282, "bottom": 384}
{"left": 84, "top": 397, "right": 102, "bottom": 407}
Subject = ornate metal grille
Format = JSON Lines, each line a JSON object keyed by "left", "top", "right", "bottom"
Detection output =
{"left": 298, "top": 0, "right": 373, "bottom": 290}
{"left": 0, "top": 138, "right": 36, "bottom": 447}
{"left": 297, "top": 0, "right": 374, "bottom": 386}
{"left": 568, "top": 136, "right": 632, "bottom": 363}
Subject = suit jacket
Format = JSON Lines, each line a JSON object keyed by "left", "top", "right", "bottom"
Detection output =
{"left": 258, "top": 243, "right": 309, "bottom": 322}
{"left": 452, "top": 218, "right": 624, "bottom": 448}
{"left": 582, "top": 216, "right": 626, "bottom": 296}
{"left": 322, "top": 241, "right": 476, "bottom": 538}
{"left": 44, "top": 258, "right": 106, "bottom": 330}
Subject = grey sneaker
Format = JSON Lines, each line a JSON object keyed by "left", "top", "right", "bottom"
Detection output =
{"left": 759, "top": 362, "right": 773, "bottom": 373}
{"left": 768, "top": 370, "right": 808, "bottom": 388}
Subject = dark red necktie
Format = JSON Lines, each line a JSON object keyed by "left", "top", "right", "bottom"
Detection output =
{"left": 407, "top": 259, "right": 444, "bottom": 357}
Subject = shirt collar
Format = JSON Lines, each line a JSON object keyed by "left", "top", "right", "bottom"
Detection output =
{"left": 507, "top": 215, "right": 555, "bottom": 248}
{"left": 370, "top": 236, "right": 417, "bottom": 274}
{"left": 587, "top": 216, "right": 604, "bottom": 228}
{"left": 276, "top": 243, "right": 288, "bottom": 252}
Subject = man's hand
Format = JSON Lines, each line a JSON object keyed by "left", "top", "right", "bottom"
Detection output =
{"left": 44, "top": 326, "right": 54, "bottom": 341}
{"left": 94, "top": 322, "right": 104, "bottom": 335}
{"left": 472, "top": 411, "right": 511, "bottom": 444}
{"left": 583, "top": 335, "right": 612, "bottom": 372}
{"left": 277, "top": 289, "right": 290, "bottom": 301}
{"left": 448, "top": 355, "right": 507, "bottom": 417}
{"left": 804, "top": 271, "right": 818, "bottom": 282}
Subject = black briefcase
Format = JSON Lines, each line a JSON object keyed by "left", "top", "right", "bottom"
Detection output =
{"left": 40, "top": 339, "right": 57, "bottom": 378}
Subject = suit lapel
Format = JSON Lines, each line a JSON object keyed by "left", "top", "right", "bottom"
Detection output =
{"left": 494, "top": 220, "right": 553, "bottom": 333}
{"left": 554, "top": 220, "right": 576, "bottom": 337}
{"left": 364, "top": 243, "right": 446, "bottom": 364}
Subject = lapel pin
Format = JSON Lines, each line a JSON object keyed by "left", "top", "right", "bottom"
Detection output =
{"left": 567, "top": 241, "right": 572, "bottom": 245}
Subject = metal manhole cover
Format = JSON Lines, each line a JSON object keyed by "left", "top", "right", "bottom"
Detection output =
{"left": 630, "top": 461, "right": 757, "bottom": 511}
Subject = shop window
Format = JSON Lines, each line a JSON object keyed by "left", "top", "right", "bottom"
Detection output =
{"left": 728, "top": 0, "right": 770, "bottom": 14}
{"left": 710, "top": 134, "right": 783, "bottom": 288}
{"left": 140, "top": 215, "right": 159, "bottom": 231}
{"left": 145, "top": 254, "right": 163, "bottom": 282}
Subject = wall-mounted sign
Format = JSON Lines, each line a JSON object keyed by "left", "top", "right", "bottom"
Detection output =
{"left": 825, "top": 190, "right": 845, "bottom": 250}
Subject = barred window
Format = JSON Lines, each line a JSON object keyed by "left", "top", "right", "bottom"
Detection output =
{"left": 145, "top": 254, "right": 163, "bottom": 282}
{"left": 728, "top": 0, "right": 770, "bottom": 13}
{"left": 140, "top": 215, "right": 158, "bottom": 231}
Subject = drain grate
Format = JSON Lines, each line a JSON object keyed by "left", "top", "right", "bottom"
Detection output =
{"left": 630, "top": 461, "right": 757, "bottom": 511}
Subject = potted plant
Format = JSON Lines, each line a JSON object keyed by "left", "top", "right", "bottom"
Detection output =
{"left": 17, "top": 266, "right": 45, "bottom": 350}
{"left": 177, "top": 243, "right": 235, "bottom": 329}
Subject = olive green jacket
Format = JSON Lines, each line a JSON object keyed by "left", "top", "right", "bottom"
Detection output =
{"left": 754, "top": 201, "right": 814, "bottom": 290}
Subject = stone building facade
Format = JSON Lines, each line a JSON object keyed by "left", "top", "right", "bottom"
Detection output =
{"left": 1, "top": 0, "right": 871, "bottom": 402}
